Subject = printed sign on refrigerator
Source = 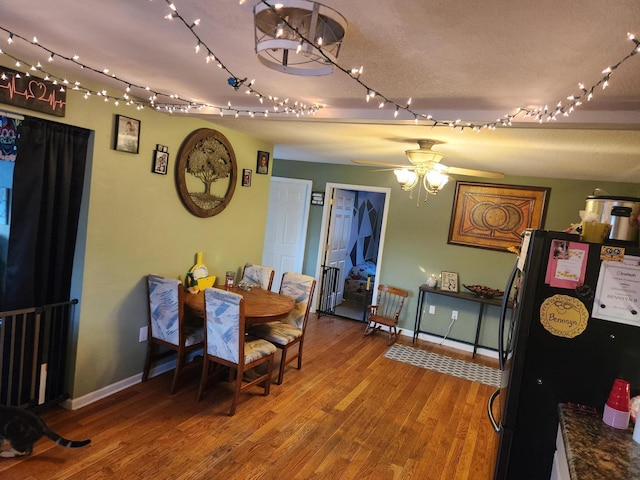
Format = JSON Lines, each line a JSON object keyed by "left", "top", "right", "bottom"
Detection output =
{"left": 593, "top": 255, "right": 640, "bottom": 327}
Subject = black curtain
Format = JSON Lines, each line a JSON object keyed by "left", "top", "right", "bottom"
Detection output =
{"left": 3, "top": 117, "right": 89, "bottom": 310}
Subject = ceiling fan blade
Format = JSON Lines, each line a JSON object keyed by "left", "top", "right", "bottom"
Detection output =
{"left": 445, "top": 166, "right": 504, "bottom": 179}
{"left": 352, "top": 159, "right": 411, "bottom": 169}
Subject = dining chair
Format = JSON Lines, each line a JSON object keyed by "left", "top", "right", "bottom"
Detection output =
{"left": 250, "top": 272, "right": 316, "bottom": 385}
{"left": 197, "top": 287, "right": 277, "bottom": 415}
{"left": 240, "top": 263, "right": 275, "bottom": 290}
{"left": 363, "top": 284, "right": 409, "bottom": 345}
{"left": 143, "top": 274, "right": 204, "bottom": 393}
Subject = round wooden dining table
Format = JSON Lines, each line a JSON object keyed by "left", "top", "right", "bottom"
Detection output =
{"left": 183, "top": 286, "right": 294, "bottom": 324}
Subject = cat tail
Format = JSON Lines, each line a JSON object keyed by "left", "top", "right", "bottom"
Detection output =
{"left": 43, "top": 427, "right": 91, "bottom": 448}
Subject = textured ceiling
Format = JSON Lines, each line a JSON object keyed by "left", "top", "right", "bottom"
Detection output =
{"left": 2, "top": 0, "right": 640, "bottom": 183}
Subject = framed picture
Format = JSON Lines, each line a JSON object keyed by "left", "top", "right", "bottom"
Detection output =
{"left": 113, "top": 114, "right": 140, "bottom": 153}
{"left": 152, "top": 150, "right": 169, "bottom": 175}
{"left": 448, "top": 181, "right": 550, "bottom": 252}
{"left": 311, "top": 191, "right": 324, "bottom": 206}
{"left": 441, "top": 271, "right": 459, "bottom": 292}
{"left": 242, "top": 168, "right": 252, "bottom": 187}
{"left": 256, "top": 150, "right": 270, "bottom": 175}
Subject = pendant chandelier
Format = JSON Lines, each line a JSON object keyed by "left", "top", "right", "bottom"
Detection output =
{"left": 254, "top": 0, "right": 347, "bottom": 76}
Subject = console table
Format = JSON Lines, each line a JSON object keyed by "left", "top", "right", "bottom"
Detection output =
{"left": 413, "top": 284, "right": 510, "bottom": 357}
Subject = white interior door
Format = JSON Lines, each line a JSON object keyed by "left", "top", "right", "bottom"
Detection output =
{"left": 325, "top": 189, "right": 355, "bottom": 305}
{"left": 262, "top": 177, "right": 311, "bottom": 292}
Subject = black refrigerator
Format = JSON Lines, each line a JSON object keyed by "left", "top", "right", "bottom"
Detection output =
{"left": 488, "top": 229, "right": 640, "bottom": 480}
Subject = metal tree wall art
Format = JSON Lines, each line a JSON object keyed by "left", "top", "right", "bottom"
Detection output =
{"left": 175, "top": 128, "right": 237, "bottom": 217}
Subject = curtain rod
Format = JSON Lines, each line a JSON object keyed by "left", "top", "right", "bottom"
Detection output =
{"left": 0, "top": 109, "right": 25, "bottom": 120}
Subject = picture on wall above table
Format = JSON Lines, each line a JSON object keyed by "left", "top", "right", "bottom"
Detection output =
{"left": 242, "top": 169, "right": 252, "bottom": 187}
{"left": 113, "top": 115, "right": 140, "bottom": 153}
{"left": 175, "top": 128, "right": 237, "bottom": 218}
{"left": 448, "top": 182, "right": 550, "bottom": 252}
{"left": 152, "top": 144, "right": 169, "bottom": 175}
{"left": 256, "top": 150, "right": 269, "bottom": 174}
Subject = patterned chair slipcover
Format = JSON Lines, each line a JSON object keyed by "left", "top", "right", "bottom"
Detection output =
{"left": 249, "top": 272, "right": 316, "bottom": 385}
{"left": 144, "top": 274, "right": 204, "bottom": 393}
{"left": 240, "top": 263, "right": 275, "bottom": 290}
{"left": 197, "top": 287, "right": 276, "bottom": 415}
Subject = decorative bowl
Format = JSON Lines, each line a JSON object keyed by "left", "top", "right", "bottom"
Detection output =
{"left": 463, "top": 284, "right": 504, "bottom": 299}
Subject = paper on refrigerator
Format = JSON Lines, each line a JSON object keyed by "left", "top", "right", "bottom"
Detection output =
{"left": 593, "top": 255, "right": 640, "bottom": 327}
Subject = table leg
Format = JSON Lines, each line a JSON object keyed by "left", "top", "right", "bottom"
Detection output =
{"left": 413, "top": 290, "right": 425, "bottom": 343}
{"left": 473, "top": 304, "right": 485, "bottom": 358}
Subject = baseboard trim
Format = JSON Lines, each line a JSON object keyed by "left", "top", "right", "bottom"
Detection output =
{"left": 407, "top": 330, "right": 499, "bottom": 359}
{"left": 62, "top": 359, "right": 176, "bottom": 410}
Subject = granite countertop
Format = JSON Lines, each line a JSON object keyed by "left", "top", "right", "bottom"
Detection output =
{"left": 558, "top": 403, "right": 640, "bottom": 479}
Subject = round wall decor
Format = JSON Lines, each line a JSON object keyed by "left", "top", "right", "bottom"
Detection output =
{"left": 175, "top": 128, "right": 237, "bottom": 217}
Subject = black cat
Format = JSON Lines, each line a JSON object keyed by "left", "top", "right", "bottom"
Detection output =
{"left": 0, "top": 405, "right": 90, "bottom": 457}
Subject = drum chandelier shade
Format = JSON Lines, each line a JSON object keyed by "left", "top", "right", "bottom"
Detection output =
{"left": 254, "top": 0, "right": 347, "bottom": 76}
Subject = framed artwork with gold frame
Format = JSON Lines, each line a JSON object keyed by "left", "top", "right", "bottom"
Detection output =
{"left": 448, "top": 182, "right": 550, "bottom": 252}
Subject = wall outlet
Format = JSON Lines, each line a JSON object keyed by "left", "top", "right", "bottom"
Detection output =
{"left": 428, "top": 305, "right": 436, "bottom": 314}
{"left": 451, "top": 310, "right": 458, "bottom": 320}
{"left": 139, "top": 326, "right": 148, "bottom": 343}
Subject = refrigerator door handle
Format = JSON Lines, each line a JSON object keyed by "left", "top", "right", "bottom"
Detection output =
{"left": 488, "top": 388, "right": 501, "bottom": 433}
{"left": 498, "top": 263, "right": 518, "bottom": 371}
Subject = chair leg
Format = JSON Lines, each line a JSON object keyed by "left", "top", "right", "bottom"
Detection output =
{"left": 263, "top": 355, "right": 274, "bottom": 396}
{"left": 363, "top": 321, "right": 380, "bottom": 338}
{"left": 387, "top": 326, "right": 402, "bottom": 345}
{"left": 230, "top": 364, "right": 243, "bottom": 416}
{"left": 296, "top": 340, "right": 304, "bottom": 370}
{"left": 170, "top": 349, "right": 185, "bottom": 394}
{"left": 142, "top": 341, "right": 154, "bottom": 382}
{"left": 196, "top": 356, "right": 209, "bottom": 402}
{"left": 276, "top": 347, "right": 287, "bottom": 385}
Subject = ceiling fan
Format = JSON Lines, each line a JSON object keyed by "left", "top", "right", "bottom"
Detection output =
{"left": 352, "top": 139, "right": 504, "bottom": 205}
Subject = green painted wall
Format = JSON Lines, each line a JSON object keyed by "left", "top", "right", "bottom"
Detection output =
{"left": 2, "top": 78, "right": 274, "bottom": 398}
{"left": 273, "top": 159, "right": 640, "bottom": 351}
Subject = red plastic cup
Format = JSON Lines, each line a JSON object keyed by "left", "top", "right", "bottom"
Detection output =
{"left": 603, "top": 379, "right": 631, "bottom": 429}
{"left": 607, "top": 379, "right": 630, "bottom": 412}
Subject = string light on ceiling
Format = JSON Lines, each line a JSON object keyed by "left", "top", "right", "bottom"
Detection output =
{"left": 0, "top": 0, "right": 638, "bottom": 128}
{"left": 155, "top": 0, "right": 321, "bottom": 115}
{"left": 0, "top": 0, "right": 322, "bottom": 118}
{"left": 258, "top": 0, "right": 640, "bottom": 130}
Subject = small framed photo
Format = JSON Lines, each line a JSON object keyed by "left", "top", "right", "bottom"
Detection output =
{"left": 242, "top": 168, "right": 252, "bottom": 187}
{"left": 153, "top": 150, "right": 169, "bottom": 175}
{"left": 441, "top": 271, "right": 459, "bottom": 292}
{"left": 256, "top": 150, "right": 270, "bottom": 175}
{"left": 311, "top": 191, "right": 324, "bottom": 206}
{"left": 114, "top": 115, "right": 140, "bottom": 153}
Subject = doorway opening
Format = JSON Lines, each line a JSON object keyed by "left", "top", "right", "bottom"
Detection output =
{"left": 315, "top": 183, "right": 390, "bottom": 322}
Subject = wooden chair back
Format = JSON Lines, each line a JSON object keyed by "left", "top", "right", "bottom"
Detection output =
{"left": 371, "top": 284, "right": 409, "bottom": 326}
{"left": 364, "top": 284, "right": 409, "bottom": 345}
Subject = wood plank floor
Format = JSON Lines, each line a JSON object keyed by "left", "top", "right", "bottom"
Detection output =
{"left": 0, "top": 314, "right": 499, "bottom": 479}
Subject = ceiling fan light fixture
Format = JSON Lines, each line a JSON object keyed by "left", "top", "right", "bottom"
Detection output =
{"left": 254, "top": 0, "right": 347, "bottom": 76}
{"left": 394, "top": 168, "right": 418, "bottom": 190}
{"left": 405, "top": 149, "right": 444, "bottom": 164}
{"left": 424, "top": 170, "right": 450, "bottom": 194}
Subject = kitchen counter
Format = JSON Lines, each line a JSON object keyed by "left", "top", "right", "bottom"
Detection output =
{"left": 558, "top": 403, "right": 640, "bottom": 479}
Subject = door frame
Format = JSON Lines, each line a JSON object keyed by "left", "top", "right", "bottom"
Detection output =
{"left": 314, "top": 183, "right": 391, "bottom": 310}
